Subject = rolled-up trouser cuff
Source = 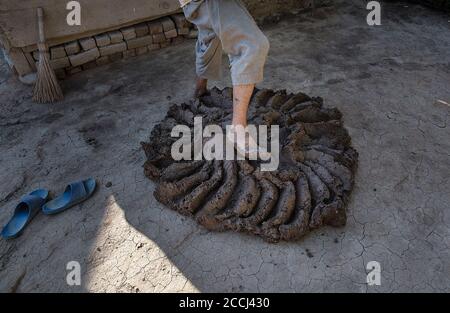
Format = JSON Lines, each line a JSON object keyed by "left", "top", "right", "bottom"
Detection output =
{"left": 185, "top": 0, "right": 269, "bottom": 85}
{"left": 231, "top": 70, "right": 264, "bottom": 86}
{"left": 196, "top": 69, "right": 222, "bottom": 81}
{"left": 196, "top": 62, "right": 223, "bottom": 81}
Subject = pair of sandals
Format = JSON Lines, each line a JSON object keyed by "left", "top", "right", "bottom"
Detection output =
{"left": 1, "top": 178, "right": 96, "bottom": 239}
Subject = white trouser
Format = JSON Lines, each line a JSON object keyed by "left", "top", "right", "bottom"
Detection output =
{"left": 183, "top": 0, "right": 270, "bottom": 85}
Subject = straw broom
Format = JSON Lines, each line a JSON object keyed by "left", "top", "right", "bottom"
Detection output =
{"left": 33, "top": 7, "right": 63, "bottom": 103}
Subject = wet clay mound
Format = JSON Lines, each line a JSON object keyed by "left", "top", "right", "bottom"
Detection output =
{"left": 141, "top": 88, "right": 358, "bottom": 243}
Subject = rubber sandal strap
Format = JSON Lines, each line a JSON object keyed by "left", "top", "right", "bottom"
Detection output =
{"left": 1, "top": 190, "right": 48, "bottom": 239}
{"left": 10, "top": 193, "right": 45, "bottom": 227}
{"left": 67, "top": 181, "right": 88, "bottom": 202}
{"left": 20, "top": 194, "right": 46, "bottom": 211}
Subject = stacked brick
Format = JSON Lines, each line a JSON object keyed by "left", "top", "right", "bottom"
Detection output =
{"left": 30, "top": 14, "right": 197, "bottom": 79}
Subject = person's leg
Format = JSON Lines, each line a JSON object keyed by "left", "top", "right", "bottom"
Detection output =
{"left": 208, "top": 0, "right": 270, "bottom": 157}
{"left": 194, "top": 77, "right": 208, "bottom": 98}
{"left": 232, "top": 83, "right": 254, "bottom": 127}
{"left": 228, "top": 83, "right": 270, "bottom": 160}
{"left": 193, "top": 29, "right": 223, "bottom": 98}
{"left": 208, "top": 0, "right": 269, "bottom": 125}
{"left": 182, "top": 1, "right": 223, "bottom": 98}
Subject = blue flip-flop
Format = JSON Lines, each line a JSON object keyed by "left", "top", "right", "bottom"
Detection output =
{"left": 1, "top": 189, "right": 49, "bottom": 239}
{"left": 42, "top": 178, "right": 96, "bottom": 215}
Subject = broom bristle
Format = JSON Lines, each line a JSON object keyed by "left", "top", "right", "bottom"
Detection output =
{"left": 33, "top": 51, "right": 63, "bottom": 103}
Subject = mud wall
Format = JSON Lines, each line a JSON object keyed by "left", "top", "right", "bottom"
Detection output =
{"left": 0, "top": 0, "right": 180, "bottom": 49}
{"left": 0, "top": 0, "right": 314, "bottom": 79}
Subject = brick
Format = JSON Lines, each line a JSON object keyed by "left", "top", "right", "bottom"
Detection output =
{"left": 79, "top": 37, "right": 96, "bottom": 51}
{"left": 22, "top": 45, "right": 36, "bottom": 53}
{"left": 161, "top": 17, "right": 175, "bottom": 32}
{"left": 172, "top": 14, "right": 189, "bottom": 29}
{"left": 50, "top": 46, "right": 66, "bottom": 59}
{"left": 136, "top": 46, "right": 148, "bottom": 55}
{"left": 165, "top": 29, "right": 178, "bottom": 39}
{"left": 94, "top": 34, "right": 111, "bottom": 47}
{"left": 108, "top": 31, "right": 123, "bottom": 44}
{"left": 152, "top": 33, "right": 166, "bottom": 43}
{"left": 147, "top": 44, "right": 160, "bottom": 51}
{"left": 177, "top": 27, "right": 190, "bottom": 36}
{"left": 121, "top": 27, "right": 136, "bottom": 40}
{"left": 24, "top": 52, "right": 36, "bottom": 71}
{"left": 69, "top": 48, "right": 100, "bottom": 67}
{"left": 82, "top": 61, "right": 97, "bottom": 70}
{"left": 99, "top": 42, "right": 127, "bottom": 56}
{"left": 50, "top": 56, "right": 70, "bottom": 69}
{"left": 148, "top": 20, "right": 163, "bottom": 34}
{"left": 135, "top": 23, "right": 149, "bottom": 37}
{"left": 96, "top": 56, "right": 110, "bottom": 66}
{"left": 122, "top": 49, "right": 136, "bottom": 59}
{"left": 64, "top": 41, "right": 80, "bottom": 55}
{"left": 126, "top": 35, "right": 153, "bottom": 49}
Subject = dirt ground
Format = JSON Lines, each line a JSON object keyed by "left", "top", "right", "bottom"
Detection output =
{"left": 0, "top": 1, "right": 449, "bottom": 292}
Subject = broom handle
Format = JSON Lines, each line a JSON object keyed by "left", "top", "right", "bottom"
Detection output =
{"left": 37, "top": 7, "right": 46, "bottom": 44}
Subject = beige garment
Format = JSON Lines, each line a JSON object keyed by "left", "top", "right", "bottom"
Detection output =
{"left": 178, "top": 0, "right": 192, "bottom": 7}
{"left": 182, "top": 0, "right": 270, "bottom": 85}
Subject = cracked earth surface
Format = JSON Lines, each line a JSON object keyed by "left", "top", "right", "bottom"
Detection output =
{"left": 0, "top": 1, "right": 449, "bottom": 292}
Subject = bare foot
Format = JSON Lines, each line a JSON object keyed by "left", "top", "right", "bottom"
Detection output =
{"left": 194, "top": 77, "right": 208, "bottom": 98}
{"left": 226, "top": 125, "right": 271, "bottom": 160}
